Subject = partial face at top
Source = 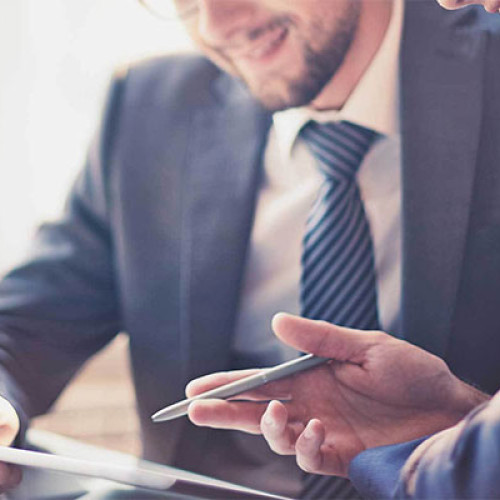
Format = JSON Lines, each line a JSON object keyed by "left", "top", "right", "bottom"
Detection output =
{"left": 437, "top": 0, "right": 500, "bottom": 12}
{"left": 178, "top": 0, "right": 361, "bottom": 111}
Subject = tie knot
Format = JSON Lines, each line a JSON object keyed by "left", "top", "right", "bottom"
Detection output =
{"left": 300, "top": 121, "right": 377, "bottom": 182}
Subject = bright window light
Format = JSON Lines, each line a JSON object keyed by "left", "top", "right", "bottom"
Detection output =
{"left": 0, "top": 0, "right": 193, "bottom": 273}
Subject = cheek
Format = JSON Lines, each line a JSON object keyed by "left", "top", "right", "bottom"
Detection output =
{"left": 188, "top": 31, "right": 239, "bottom": 75}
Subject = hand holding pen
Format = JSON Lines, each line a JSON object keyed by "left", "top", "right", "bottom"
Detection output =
{"left": 160, "top": 313, "right": 484, "bottom": 478}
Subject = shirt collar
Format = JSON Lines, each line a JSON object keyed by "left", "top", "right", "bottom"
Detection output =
{"left": 272, "top": 0, "right": 403, "bottom": 160}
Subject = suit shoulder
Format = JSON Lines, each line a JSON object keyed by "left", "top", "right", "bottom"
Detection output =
{"left": 113, "top": 54, "right": 228, "bottom": 108}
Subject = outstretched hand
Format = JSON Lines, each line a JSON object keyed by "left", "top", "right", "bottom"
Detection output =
{"left": 186, "top": 313, "right": 487, "bottom": 477}
{"left": 0, "top": 396, "right": 22, "bottom": 492}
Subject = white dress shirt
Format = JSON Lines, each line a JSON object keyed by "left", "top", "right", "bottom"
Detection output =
{"left": 232, "top": 0, "right": 404, "bottom": 367}
{"left": 194, "top": 2, "right": 407, "bottom": 496}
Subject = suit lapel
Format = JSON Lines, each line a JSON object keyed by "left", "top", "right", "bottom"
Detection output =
{"left": 181, "top": 76, "right": 271, "bottom": 380}
{"left": 401, "top": 1, "right": 487, "bottom": 356}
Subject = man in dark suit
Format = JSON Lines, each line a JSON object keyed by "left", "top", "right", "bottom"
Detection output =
{"left": 183, "top": 2, "right": 500, "bottom": 498}
{"left": 0, "top": 0, "right": 499, "bottom": 496}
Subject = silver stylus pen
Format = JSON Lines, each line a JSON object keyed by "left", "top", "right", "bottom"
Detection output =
{"left": 151, "top": 354, "right": 329, "bottom": 423}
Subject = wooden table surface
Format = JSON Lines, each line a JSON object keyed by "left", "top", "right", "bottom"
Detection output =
{"left": 32, "top": 334, "right": 141, "bottom": 456}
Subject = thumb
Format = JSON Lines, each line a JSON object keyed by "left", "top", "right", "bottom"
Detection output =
{"left": 0, "top": 397, "right": 19, "bottom": 446}
{"left": 272, "top": 313, "right": 379, "bottom": 363}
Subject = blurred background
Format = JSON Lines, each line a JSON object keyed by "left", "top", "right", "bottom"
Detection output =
{"left": 0, "top": 0, "right": 193, "bottom": 455}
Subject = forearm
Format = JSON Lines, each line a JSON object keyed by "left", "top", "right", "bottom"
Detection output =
{"left": 351, "top": 390, "right": 500, "bottom": 499}
{"left": 399, "top": 392, "right": 500, "bottom": 499}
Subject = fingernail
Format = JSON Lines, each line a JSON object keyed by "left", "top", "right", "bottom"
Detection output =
{"left": 304, "top": 421, "right": 315, "bottom": 439}
{"left": 263, "top": 405, "right": 279, "bottom": 428}
{"left": 263, "top": 412, "right": 275, "bottom": 428}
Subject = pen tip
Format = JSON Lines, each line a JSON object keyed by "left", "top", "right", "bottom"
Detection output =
{"left": 151, "top": 411, "right": 162, "bottom": 422}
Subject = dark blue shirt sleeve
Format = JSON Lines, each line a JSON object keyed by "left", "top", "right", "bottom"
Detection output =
{"left": 349, "top": 438, "right": 428, "bottom": 498}
{"left": 349, "top": 391, "right": 500, "bottom": 499}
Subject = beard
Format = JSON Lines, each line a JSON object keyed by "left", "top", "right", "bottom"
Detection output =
{"left": 232, "top": 3, "right": 362, "bottom": 111}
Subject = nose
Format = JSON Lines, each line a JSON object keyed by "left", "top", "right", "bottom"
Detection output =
{"left": 197, "top": 0, "right": 256, "bottom": 46}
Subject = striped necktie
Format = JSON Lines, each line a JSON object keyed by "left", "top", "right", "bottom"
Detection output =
{"left": 299, "top": 120, "right": 379, "bottom": 500}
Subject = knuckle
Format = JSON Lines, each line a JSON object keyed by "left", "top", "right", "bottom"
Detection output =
{"left": 296, "top": 456, "right": 315, "bottom": 473}
{"left": 264, "top": 435, "right": 293, "bottom": 455}
{"left": 315, "top": 327, "right": 331, "bottom": 352}
{"left": 268, "top": 444, "right": 284, "bottom": 455}
{"left": 372, "top": 330, "right": 389, "bottom": 342}
{"left": 268, "top": 442, "right": 291, "bottom": 455}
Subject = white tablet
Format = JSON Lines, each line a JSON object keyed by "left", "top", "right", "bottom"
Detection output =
{"left": 0, "top": 446, "right": 288, "bottom": 499}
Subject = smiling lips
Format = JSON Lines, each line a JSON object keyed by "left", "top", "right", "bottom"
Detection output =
{"left": 231, "top": 26, "right": 289, "bottom": 62}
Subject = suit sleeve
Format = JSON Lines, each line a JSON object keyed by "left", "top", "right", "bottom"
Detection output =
{"left": 349, "top": 391, "right": 500, "bottom": 499}
{"left": 0, "top": 70, "right": 128, "bottom": 440}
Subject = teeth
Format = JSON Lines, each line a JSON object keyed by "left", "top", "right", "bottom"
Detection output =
{"left": 249, "top": 39, "right": 276, "bottom": 58}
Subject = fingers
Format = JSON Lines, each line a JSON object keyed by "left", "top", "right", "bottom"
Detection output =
{"left": 185, "top": 370, "right": 292, "bottom": 401}
{"left": 436, "top": 0, "right": 472, "bottom": 9}
{"left": 483, "top": 0, "right": 500, "bottom": 12}
{"left": 186, "top": 370, "right": 261, "bottom": 397}
{"left": 295, "top": 420, "right": 346, "bottom": 476}
{"left": 295, "top": 419, "right": 325, "bottom": 472}
{"left": 188, "top": 399, "right": 267, "bottom": 434}
{"left": 272, "top": 313, "right": 383, "bottom": 363}
{"left": 0, "top": 397, "right": 20, "bottom": 447}
{"left": 261, "top": 401, "right": 302, "bottom": 455}
{"left": 437, "top": 0, "right": 500, "bottom": 12}
{"left": 0, "top": 463, "right": 22, "bottom": 493}
{"left": 259, "top": 404, "right": 344, "bottom": 476}
{"left": 0, "top": 399, "right": 22, "bottom": 492}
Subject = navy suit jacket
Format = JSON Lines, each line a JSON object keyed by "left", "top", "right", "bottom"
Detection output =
{"left": 349, "top": 391, "right": 500, "bottom": 498}
{"left": 0, "top": 0, "right": 499, "bottom": 480}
